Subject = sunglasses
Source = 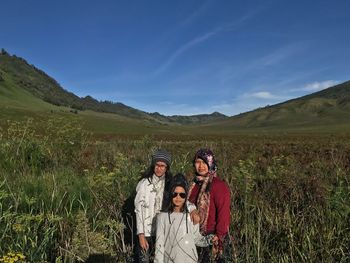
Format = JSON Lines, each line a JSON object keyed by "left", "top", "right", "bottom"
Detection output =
{"left": 172, "top": 192, "right": 186, "bottom": 199}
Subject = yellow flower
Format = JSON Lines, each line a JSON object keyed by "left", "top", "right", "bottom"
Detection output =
{"left": 17, "top": 254, "right": 25, "bottom": 260}
{"left": 12, "top": 223, "right": 25, "bottom": 233}
{"left": 0, "top": 252, "right": 25, "bottom": 263}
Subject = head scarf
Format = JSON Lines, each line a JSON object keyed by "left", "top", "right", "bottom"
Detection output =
{"left": 189, "top": 148, "right": 218, "bottom": 235}
{"left": 193, "top": 148, "right": 217, "bottom": 174}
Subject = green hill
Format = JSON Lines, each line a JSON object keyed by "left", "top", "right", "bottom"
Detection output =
{"left": 1, "top": 48, "right": 350, "bottom": 135}
{"left": 203, "top": 81, "right": 350, "bottom": 133}
{"left": 0, "top": 49, "right": 227, "bottom": 126}
{"left": 0, "top": 49, "right": 155, "bottom": 119}
{"left": 0, "top": 49, "right": 227, "bottom": 136}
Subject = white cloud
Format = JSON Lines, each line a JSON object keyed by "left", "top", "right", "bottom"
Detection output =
{"left": 259, "top": 43, "right": 307, "bottom": 66}
{"left": 137, "top": 101, "right": 205, "bottom": 116}
{"left": 179, "top": 1, "right": 211, "bottom": 27}
{"left": 250, "top": 91, "right": 276, "bottom": 99}
{"left": 301, "top": 80, "right": 339, "bottom": 92}
{"left": 209, "top": 90, "right": 294, "bottom": 116}
{"left": 243, "top": 90, "right": 290, "bottom": 100}
{"left": 153, "top": 10, "right": 261, "bottom": 76}
{"left": 153, "top": 30, "right": 217, "bottom": 75}
{"left": 218, "top": 42, "right": 309, "bottom": 84}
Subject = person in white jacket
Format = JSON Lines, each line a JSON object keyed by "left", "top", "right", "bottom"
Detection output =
{"left": 134, "top": 149, "right": 172, "bottom": 263}
{"left": 155, "top": 173, "right": 212, "bottom": 263}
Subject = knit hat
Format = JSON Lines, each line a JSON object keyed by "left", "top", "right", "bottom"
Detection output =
{"left": 170, "top": 173, "right": 189, "bottom": 196}
{"left": 193, "top": 148, "right": 217, "bottom": 173}
{"left": 152, "top": 149, "right": 171, "bottom": 167}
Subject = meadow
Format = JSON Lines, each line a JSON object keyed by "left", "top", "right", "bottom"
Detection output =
{"left": 0, "top": 117, "right": 349, "bottom": 262}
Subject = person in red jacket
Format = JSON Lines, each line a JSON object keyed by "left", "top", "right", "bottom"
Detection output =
{"left": 188, "top": 148, "right": 231, "bottom": 263}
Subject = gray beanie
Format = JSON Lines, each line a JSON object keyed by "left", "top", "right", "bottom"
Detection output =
{"left": 152, "top": 149, "right": 171, "bottom": 167}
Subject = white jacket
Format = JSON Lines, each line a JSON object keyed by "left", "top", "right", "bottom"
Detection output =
{"left": 134, "top": 175, "right": 165, "bottom": 237}
{"left": 154, "top": 212, "right": 209, "bottom": 263}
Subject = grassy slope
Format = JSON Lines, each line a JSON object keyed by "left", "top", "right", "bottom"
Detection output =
{"left": 0, "top": 52, "right": 228, "bottom": 125}
{"left": 0, "top": 72, "right": 192, "bottom": 136}
{"left": 0, "top": 58, "right": 199, "bottom": 136}
{"left": 201, "top": 81, "right": 350, "bottom": 134}
{"left": 1, "top": 50, "right": 350, "bottom": 135}
{"left": 2, "top": 79, "right": 350, "bottom": 136}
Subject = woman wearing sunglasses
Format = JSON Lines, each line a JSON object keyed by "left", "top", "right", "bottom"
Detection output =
{"left": 154, "top": 173, "right": 211, "bottom": 263}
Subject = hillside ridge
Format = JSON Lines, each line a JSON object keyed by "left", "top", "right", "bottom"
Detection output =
{"left": 2, "top": 48, "right": 350, "bottom": 132}
{"left": 0, "top": 49, "right": 227, "bottom": 125}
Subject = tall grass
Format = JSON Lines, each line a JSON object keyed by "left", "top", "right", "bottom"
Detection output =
{"left": 0, "top": 118, "right": 349, "bottom": 262}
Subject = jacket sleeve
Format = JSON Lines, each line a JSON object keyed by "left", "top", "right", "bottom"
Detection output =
{"left": 134, "top": 180, "right": 146, "bottom": 235}
{"left": 187, "top": 201, "right": 196, "bottom": 212}
{"left": 214, "top": 181, "right": 231, "bottom": 240}
{"left": 192, "top": 221, "right": 210, "bottom": 247}
{"left": 154, "top": 214, "right": 165, "bottom": 263}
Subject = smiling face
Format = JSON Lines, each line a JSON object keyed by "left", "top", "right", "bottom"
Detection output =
{"left": 154, "top": 161, "right": 167, "bottom": 177}
{"left": 194, "top": 158, "right": 209, "bottom": 176}
{"left": 172, "top": 186, "right": 186, "bottom": 211}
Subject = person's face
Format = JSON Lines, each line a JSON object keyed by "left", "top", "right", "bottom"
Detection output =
{"left": 172, "top": 186, "right": 186, "bottom": 208}
{"left": 154, "top": 161, "right": 167, "bottom": 177}
{"left": 194, "top": 158, "right": 209, "bottom": 176}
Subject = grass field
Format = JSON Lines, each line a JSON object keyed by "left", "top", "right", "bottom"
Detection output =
{"left": 0, "top": 117, "right": 349, "bottom": 262}
{"left": 2, "top": 50, "right": 350, "bottom": 262}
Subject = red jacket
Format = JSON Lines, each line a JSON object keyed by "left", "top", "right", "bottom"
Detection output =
{"left": 189, "top": 176, "right": 231, "bottom": 239}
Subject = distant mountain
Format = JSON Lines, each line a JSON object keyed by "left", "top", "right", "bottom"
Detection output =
{"left": 0, "top": 49, "right": 227, "bottom": 125}
{"left": 150, "top": 111, "right": 227, "bottom": 124}
{"left": 205, "top": 80, "right": 350, "bottom": 131}
{"left": 2, "top": 48, "right": 349, "bottom": 133}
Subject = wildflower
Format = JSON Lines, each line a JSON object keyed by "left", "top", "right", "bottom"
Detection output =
{"left": 0, "top": 252, "right": 25, "bottom": 263}
{"left": 12, "top": 223, "right": 25, "bottom": 233}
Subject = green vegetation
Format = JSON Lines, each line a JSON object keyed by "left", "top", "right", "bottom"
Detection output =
{"left": 1, "top": 49, "right": 350, "bottom": 262}
{"left": 0, "top": 50, "right": 227, "bottom": 125}
{"left": 2, "top": 49, "right": 350, "bottom": 133}
{"left": 0, "top": 118, "right": 349, "bottom": 262}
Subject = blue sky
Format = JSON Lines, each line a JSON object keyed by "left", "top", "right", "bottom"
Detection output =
{"left": 1, "top": 0, "right": 349, "bottom": 116}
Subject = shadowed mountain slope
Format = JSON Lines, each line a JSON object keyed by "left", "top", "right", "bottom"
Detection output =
{"left": 0, "top": 49, "right": 227, "bottom": 125}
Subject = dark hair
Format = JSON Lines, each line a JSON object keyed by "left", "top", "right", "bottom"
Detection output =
{"left": 167, "top": 185, "right": 188, "bottom": 213}
{"left": 166, "top": 173, "right": 190, "bottom": 234}
{"left": 165, "top": 173, "right": 189, "bottom": 213}
{"left": 140, "top": 149, "right": 172, "bottom": 182}
{"left": 140, "top": 163, "right": 172, "bottom": 181}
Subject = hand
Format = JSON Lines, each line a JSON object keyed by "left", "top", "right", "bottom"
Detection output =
{"left": 138, "top": 233, "right": 149, "bottom": 251}
{"left": 211, "top": 235, "right": 223, "bottom": 260}
{"left": 212, "top": 235, "right": 219, "bottom": 245}
{"left": 190, "top": 209, "right": 200, "bottom": 225}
